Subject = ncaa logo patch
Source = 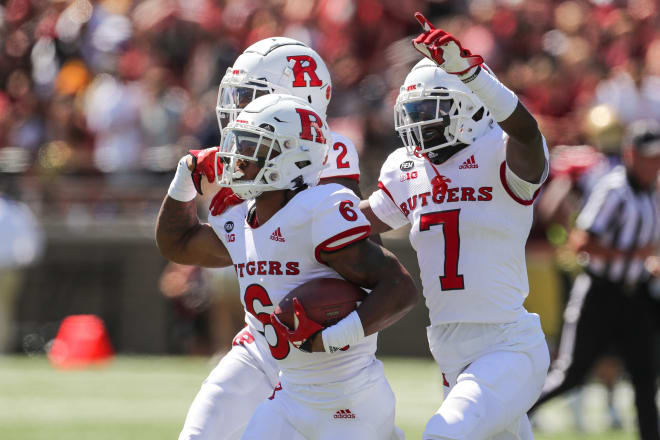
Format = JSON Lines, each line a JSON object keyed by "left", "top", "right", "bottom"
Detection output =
{"left": 224, "top": 221, "right": 234, "bottom": 233}
{"left": 400, "top": 160, "right": 414, "bottom": 171}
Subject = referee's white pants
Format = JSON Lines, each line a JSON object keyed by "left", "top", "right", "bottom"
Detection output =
{"left": 423, "top": 313, "right": 550, "bottom": 440}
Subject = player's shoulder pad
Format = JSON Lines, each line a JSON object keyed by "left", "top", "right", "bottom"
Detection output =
{"left": 293, "top": 183, "right": 359, "bottom": 210}
{"left": 207, "top": 200, "right": 248, "bottom": 233}
{"left": 323, "top": 130, "right": 360, "bottom": 179}
{"left": 330, "top": 131, "right": 355, "bottom": 149}
{"left": 378, "top": 146, "right": 411, "bottom": 184}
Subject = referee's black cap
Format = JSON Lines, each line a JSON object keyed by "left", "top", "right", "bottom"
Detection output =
{"left": 626, "top": 120, "right": 660, "bottom": 156}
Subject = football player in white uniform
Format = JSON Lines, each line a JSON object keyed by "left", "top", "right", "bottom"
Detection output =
{"left": 156, "top": 94, "right": 417, "bottom": 439}
{"left": 176, "top": 38, "right": 370, "bottom": 440}
{"left": 216, "top": 37, "right": 363, "bottom": 196}
{"left": 360, "top": 13, "right": 550, "bottom": 440}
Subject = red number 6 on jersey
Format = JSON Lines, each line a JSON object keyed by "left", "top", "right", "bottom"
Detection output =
{"left": 339, "top": 200, "right": 358, "bottom": 221}
{"left": 244, "top": 284, "right": 290, "bottom": 360}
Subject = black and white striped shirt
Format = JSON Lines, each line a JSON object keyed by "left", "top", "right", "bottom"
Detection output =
{"left": 576, "top": 165, "right": 660, "bottom": 285}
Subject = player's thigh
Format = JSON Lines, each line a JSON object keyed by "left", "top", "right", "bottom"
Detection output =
{"left": 179, "top": 345, "right": 275, "bottom": 440}
{"left": 488, "top": 414, "right": 533, "bottom": 440}
{"left": 240, "top": 397, "right": 306, "bottom": 440}
{"left": 318, "top": 375, "right": 398, "bottom": 440}
{"left": 424, "top": 343, "right": 549, "bottom": 440}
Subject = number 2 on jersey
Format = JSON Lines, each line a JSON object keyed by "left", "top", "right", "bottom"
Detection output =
{"left": 244, "top": 284, "right": 290, "bottom": 360}
{"left": 420, "top": 209, "right": 465, "bottom": 291}
{"left": 333, "top": 142, "right": 350, "bottom": 169}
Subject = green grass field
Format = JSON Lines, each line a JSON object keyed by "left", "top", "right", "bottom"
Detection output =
{"left": 0, "top": 355, "right": 638, "bottom": 439}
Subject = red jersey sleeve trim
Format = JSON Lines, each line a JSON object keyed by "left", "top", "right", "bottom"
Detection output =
{"left": 319, "top": 174, "right": 360, "bottom": 183}
{"left": 499, "top": 161, "right": 541, "bottom": 206}
{"left": 377, "top": 181, "right": 408, "bottom": 216}
{"left": 314, "top": 225, "right": 371, "bottom": 264}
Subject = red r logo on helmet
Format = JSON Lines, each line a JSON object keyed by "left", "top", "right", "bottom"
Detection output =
{"left": 287, "top": 55, "right": 322, "bottom": 87}
{"left": 295, "top": 108, "right": 326, "bottom": 144}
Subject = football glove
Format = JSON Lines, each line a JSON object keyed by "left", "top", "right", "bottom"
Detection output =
{"left": 270, "top": 298, "right": 323, "bottom": 353}
{"left": 188, "top": 147, "right": 221, "bottom": 195}
{"left": 209, "top": 187, "right": 243, "bottom": 216}
{"left": 412, "top": 12, "right": 484, "bottom": 76}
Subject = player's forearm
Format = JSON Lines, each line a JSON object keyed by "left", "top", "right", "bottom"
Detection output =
{"left": 502, "top": 112, "right": 546, "bottom": 183}
{"left": 156, "top": 156, "right": 231, "bottom": 267}
{"left": 463, "top": 68, "right": 546, "bottom": 182}
{"left": 317, "top": 260, "right": 417, "bottom": 353}
{"left": 357, "top": 265, "right": 418, "bottom": 336}
{"left": 359, "top": 200, "right": 393, "bottom": 235}
{"left": 498, "top": 102, "right": 543, "bottom": 150}
{"left": 319, "top": 241, "right": 417, "bottom": 352}
{"left": 350, "top": 245, "right": 418, "bottom": 336}
{"left": 155, "top": 197, "right": 231, "bottom": 268}
{"left": 462, "top": 66, "right": 540, "bottom": 144}
{"left": 155, "top": 196, "right": 202, "bottom": 263}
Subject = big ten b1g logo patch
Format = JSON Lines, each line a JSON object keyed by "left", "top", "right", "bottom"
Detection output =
{"left": 400, "top": 160, "right": 418, "bottom": 181}
{"left": 400, "top": 171, "right": 418, "bottom": 182}
{"left": 286, "top": 55, "right": 322, "bottom": 87}
{"left": 224, "top": 221, "right": 235, "bottom": 242}
{"left": 399, "top": 160, "right": 418, "bottom": 182}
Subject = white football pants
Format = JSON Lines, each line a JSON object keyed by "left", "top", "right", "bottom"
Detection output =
{"left": 423, "top": 313, "right": 550, "bottom": 440}
{"left": 178, "top": 327, "right": 280, "bottom": 440}
{"left": 241, "top": 363, "right": 401, "bottom": 440}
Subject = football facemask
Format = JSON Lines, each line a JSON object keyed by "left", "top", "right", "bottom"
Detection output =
{"left": 216, "top": 37, "right": 332, "bottom": 139}
{"left": 216, "top": 127, "right": 284, "bottom": 200}
{"left": 395, "top": 58, "right": 493, "bottom": 156}
{"left": 216, "top": 71, "right": 275, "bottom": 134}
{"left": 215, "top": 94, "right": 329, "bottom": 200}
{"left": 397, "top": 95, "right": 454, "bottom": 150}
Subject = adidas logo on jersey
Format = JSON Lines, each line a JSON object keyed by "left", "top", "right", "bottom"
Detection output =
{"left": 270, "top": 227, "right": 285, "bottom": 242}
{"left": 459, "top": 155, "right": 478, "bottom": 169}
{"left": 333, "top": 409, "right": 356, "bottom": 419}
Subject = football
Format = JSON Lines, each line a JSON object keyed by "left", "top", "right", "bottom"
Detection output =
{"left": 274, "top": 278, "right": 366, "bottom": 329}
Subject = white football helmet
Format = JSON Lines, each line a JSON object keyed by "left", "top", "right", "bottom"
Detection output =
{"left": 216, "top": 94, "right": 329, "bottom": 200}
{"left": 394, "top": 58, "right": 494, "bottom": 155}
{"left": 216, "top": 37, "right": 332, "bottom": 137}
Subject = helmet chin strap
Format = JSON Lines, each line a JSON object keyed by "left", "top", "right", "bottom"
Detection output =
{"left": 417, "top": 142, "right": 468, "bottom": 201}
{"left": 426, "top": 142, "right": 469, "bottom": 164}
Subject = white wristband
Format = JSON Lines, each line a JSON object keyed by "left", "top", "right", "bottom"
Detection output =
{"left": 460, "top": 66, "right": 518, "bottom": 122}
{"left": 167, "top": 156, "right": 197, "bottom": 202}
{"left": 321, "top": 310, "right": 365, "bottom": 353}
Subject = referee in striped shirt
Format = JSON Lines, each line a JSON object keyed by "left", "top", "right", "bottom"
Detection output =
{"left": 531, "top": 120, "right": 660, "bottom": 440}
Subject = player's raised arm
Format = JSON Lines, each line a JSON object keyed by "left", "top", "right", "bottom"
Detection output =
{"left": 155, "top": 152, "right": 232, "bottom": 268}
{"left": 412, "top": 12, "right": 547, "bottom": 183}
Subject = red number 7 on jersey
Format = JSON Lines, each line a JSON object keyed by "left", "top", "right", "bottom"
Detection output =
{"left": 420, "top": 209, "right": 465, "bottom": 291}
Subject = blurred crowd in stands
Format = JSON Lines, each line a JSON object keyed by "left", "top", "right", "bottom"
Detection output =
{"left": 1, "top": 0, "right": 658, "bottom": 187}
{"left": 0, "top": 0, "right": 657, "bottom": 227}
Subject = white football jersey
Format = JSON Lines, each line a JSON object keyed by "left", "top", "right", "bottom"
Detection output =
{"left": 319, "top": 131, "right": 361, "bottom": 182}
{"left": 209, "top": 184, "right": 376, "bottom": 385}
{"left": 369, "top": 126, "right": 543, "bottom": 325}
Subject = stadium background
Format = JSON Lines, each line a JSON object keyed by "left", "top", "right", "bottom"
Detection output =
{"left": 0, "top": 0, "right": 658, "bottom": 438}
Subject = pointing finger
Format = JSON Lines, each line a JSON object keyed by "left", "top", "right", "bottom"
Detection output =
{"left": 414, "top": 12, "right": 435, "bottom": 32}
